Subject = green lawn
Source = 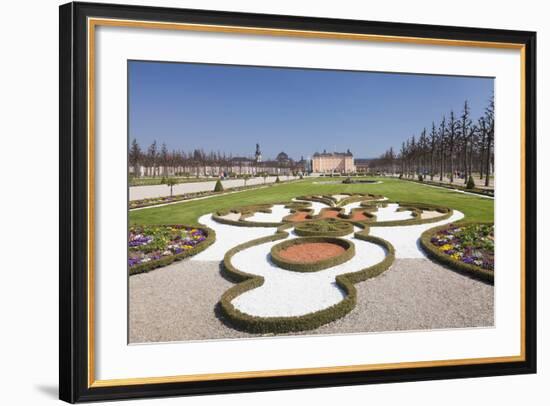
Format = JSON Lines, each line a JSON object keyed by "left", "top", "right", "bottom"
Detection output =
{"left": 129, "top": 177, "right": 494, "bottom": 226}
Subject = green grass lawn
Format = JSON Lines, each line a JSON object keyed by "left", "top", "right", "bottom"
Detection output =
{"left": 129, "top": 177, "right": 494, "bottom": 226}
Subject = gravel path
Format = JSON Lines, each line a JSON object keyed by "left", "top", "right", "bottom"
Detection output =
{"left": 129, "top": 257, "right": 493, "bottom": 343}
{"left": 130, "top": 176, "right": 298, "bottom": 201}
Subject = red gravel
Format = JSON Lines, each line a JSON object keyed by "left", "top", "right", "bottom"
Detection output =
{"left": 288, "top": 211, "right": 309, "bottom": 222}
{"left": 350, "top": 211, "right": 369, "bottom": 221}
{"left": 320, "top": 209, "right": 340, "bottom": 219}
{"left": 278, "top": 242, "right": 345, "bottom": 263}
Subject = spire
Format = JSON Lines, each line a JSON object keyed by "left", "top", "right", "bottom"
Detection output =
{"left": 255, "top": 143, "right": 262, "bottom": 163}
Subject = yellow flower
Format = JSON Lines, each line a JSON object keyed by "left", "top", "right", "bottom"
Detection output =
{"left": 439, "top": 244, "right": 453, "bottom": 251}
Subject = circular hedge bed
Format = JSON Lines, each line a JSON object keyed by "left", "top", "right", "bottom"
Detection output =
{"left": 294, "top": 219, "right": 353, "bottom": 237}
{"left": 420, "top": 222, "right": 494, "bottom": 283}
{"left": 270, "top": 237, "right": 355, "bottom": 272}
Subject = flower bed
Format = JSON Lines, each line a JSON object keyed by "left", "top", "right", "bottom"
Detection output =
{"left": 270, "top": 237, "right": 355, "bottom": 272}
{"left": 128, "top": 225, "right": 215, "bottom": 275}
{"left": 420, "top": 222, "right": 494, "bottom": 283}
{"left": 294, "top": 219, "right": 353, "bottom": 237}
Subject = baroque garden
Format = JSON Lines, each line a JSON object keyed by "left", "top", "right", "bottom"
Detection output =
{"left": 128, "top": 171, "right": 494, "bottom": 342}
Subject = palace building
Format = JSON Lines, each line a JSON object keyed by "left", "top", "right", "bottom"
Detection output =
{"left": 312, "top": 150, "right": 356, "bottom": 174}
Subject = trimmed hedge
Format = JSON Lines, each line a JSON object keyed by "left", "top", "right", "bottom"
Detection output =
{"left": 337, "top": 193, "right": 385, "bottom": 207}
{"left": 212, "top": 204, "right": 283, "bottom": 227}
{"left": 217, "top": 226, "right": 395, "bottom": 334}
{"left": 270, "top": 237, "right": 355, "bottom": 272}
{"left": 419, "top": 222, "right": 494, "bottom": 284}
{"left": 212, "top": 201, "right": 314, "bottom": 228}
{"left": 214, "top": 179, "right": 224, "bottom": 192}
{"left": 294, "top": 219, "right": 354, "bottom": 237}
{"left": 338, "top": 208, "right": 376, "bottom": 222}
{"left": 295, "top": 195, "right": 335, "bottom": 207}
{"left": 129, "top": 226, "right": 216, "bottom": 276}
{"left": 363, "top": 201, "right": 453, "bottom": 227}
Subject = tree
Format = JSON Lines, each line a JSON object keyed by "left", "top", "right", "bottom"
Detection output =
{"left": 447, "top": 111, "right": 459, "bottom": 183}
{"left": 438, "top": 116, "right": 446, "bottom": 182}
{"left": 484, "top": 95, "right": 495, "bottom": 187}
{"left": 160, "top": 143, "right": 169, "bottom": 177}
{"left": 147, "top": 140, "right": 158, "bottom": 177}
{"left": 429, "top": 122, "right": 437, "bottom": 180}
{"left": 242, "top": 174, "right": 251, "bottom": 187}
{"left": 129, "top": 138, "right": 141, "bottom": 177}
{"left": 459, "top": 101, "right": 472, "bottom": 183}
{"left": 163, "top": 177, "right": 179, "bottom": 197}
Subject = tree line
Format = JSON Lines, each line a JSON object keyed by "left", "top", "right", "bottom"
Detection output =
{"left": 128, "top": 141, "right": 297, "bottom": 178}
{"left": 371, "top": 96, "right": 494, "bottom": 187}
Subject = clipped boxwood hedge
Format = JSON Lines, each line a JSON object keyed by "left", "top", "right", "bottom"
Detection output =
{"left": 419, "top": 222, "right": 494, "bottom": 284}
{"left": 212, "top": 201, "right": 313, "bottom": 228}
{"left": 270, "top": 237, "right": 355, "bottom": 272}
{"left": 294, "top": 219, "right": 354, "bottom": 237}
{"left": 129, "top": 226, "right": 216, "bottom": 276}
{"left": 364, "top": 201, "right": 453, "bottom": 227}
{"left": 295, "top": 195, "right": 335, "bottom": 207}
{"left": 217, "top": 226, "right": 395, "bottom": 334}
{"left": 337, "top": 193, "right": 385, "bottom": 207}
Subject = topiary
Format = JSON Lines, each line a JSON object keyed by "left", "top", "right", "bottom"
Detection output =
{"left": 418, "top": 174, "right": 423, "bottom": 182}
{"left": 466, "top": 175, "right": 475, "bottom": 189}
{"left": 214, "top": 179, "right": 224, "bottom": 192}
{"left": 275, "top": 176, "right": 280, "bottom": 183}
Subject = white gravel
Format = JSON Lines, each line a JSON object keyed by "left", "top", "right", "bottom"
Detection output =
{"left": 230, "top": 231, "right": 386, "bottom": 317}
{"left": 369, "top": 210, "right": 465, "bottom": 258}
{"left": 332, "top": 194, "right": 350, "bottom": 201}
{"left": 192, "top": 214, "right": 276, "bottom": 261}
{"left": 218, "top": 212, "right": 241, "bottom": 221}
{"left": 291, "top": 198, "right": 330, "bottom": 214}
{"left": 341, "top": 201, "right": 362, "bottom": 214}
{"left": 244, "top": 205, "right": 291, "bottom": 223}
{"left": 371, "top": 203, "right": 413, "bottom": 221}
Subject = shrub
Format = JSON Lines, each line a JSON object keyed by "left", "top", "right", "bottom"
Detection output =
{"left": 342, "top": 177, "right": 352, "bottom": 184}
{"left": 418, "top": 174, "right": 423, "bottom": 182}
{"left": 466, "top": 175, "right": 475, "bottom": 189}
{"left": 214, "top": 179, "right": 224, "bottom": 192}
{"left": 294, "top": 219, "right": 353, "bottom": 237}
{"left": 275, "top": 176, "right": 280, "bottom": 183}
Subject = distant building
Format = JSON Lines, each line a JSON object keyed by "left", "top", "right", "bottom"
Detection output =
{"left": 354, "top": 158, "right": 370, "bottom": 173}
{"left": 276, "top": 152, "right": 290, "bottom": 163}
{"left": 312, "top": 149, "right": 355, "bottom": 174}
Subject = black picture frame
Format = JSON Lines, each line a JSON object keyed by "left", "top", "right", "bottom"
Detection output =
{"left": 59, "top": 1, "right": 537, "bottom": 403}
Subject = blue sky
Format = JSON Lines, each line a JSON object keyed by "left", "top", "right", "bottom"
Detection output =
{"left": 129, "top": 61, "right": 493, "bottom": 159}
